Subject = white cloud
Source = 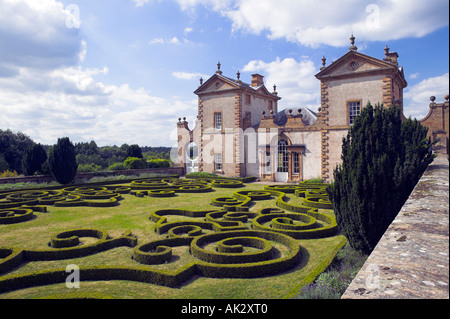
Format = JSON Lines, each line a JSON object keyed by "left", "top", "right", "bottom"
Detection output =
{"left": 0, "top": 0, "right": 196, "bottom": 147}
{"left": 0, "top": 0, "right": 84, "bottom": 70}
{"left": 148, "top": 37, "right": 165, "bottom": 45}
{"left": 242, "top": 57, "right": 320, "bottom": 109}
{"left": 403, "top": 73, "right": 449, "bottom": 119}
{"left": 177, "top": 0, "right": 449, "bottom": 47}
{"left": 132, "top": 0, "right": 150, "bottom": 7}
{"left": 0, "top": 66, "right": 195, "bottom": 146}
{"left": 148, "top": 36, "right": 185, "bottom": 45}
{"left": 172, "top": 71, "right": 208, "bottom": 80}
{"left": 176, "top": 0, "right": 235, "bottom": 12}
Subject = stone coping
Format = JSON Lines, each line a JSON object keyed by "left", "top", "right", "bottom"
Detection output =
{"left": 342, "top": 154, "right": 449, "bottom": 299}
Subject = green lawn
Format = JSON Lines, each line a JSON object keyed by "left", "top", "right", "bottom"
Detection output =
{"left": 0, "top": 178, "right": 346, "bottom": 299}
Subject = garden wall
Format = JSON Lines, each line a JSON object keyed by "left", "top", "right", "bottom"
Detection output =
{"left": 0, "top": 167, "right": 185, "bottom": 185}
{"left": 342, "top": 154, "right": 449, "bottom": 299}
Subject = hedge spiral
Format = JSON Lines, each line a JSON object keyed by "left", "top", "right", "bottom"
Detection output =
{"left": 0, "top": 177, "right": 340, "bottom": 294}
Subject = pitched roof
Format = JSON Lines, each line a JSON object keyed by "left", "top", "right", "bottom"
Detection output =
{"left": 194, "top": 72, "right": 281, "bottom": 99}
{"left": 315, "top": 50, "right": 407, "bottom": 87}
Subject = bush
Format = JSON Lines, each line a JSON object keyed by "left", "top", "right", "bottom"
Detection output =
{"left": 78, "top": 163, "right": 102, "bottom": 172}
{"left": 107, "top": 162, "right": 126, "bottom": 171}
{"left": 0, "top": 170, "right": 19, "bottom": 178}
{"left": 124, "top": 157, "right": 148, "bottom": 169}
{"left": 148, "top": 159, "right": 171, "bottom": 168}
{"left": 294, "top": 244, "right": 367, "bottom": 299}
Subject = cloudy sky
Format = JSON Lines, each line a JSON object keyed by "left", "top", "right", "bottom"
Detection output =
{"left": 0, "top": 0, "right": 448, "bottom": 147}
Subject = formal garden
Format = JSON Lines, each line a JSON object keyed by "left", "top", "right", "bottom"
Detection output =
{"left": 0, "top": 175, "right": 347, "bottom": 299}
{"left": 0, "top": 104, "right": 433, "bottom": 299}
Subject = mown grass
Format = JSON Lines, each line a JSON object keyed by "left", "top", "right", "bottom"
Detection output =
{"left": 0, "top": 181, "right": 346, "bottom": 299}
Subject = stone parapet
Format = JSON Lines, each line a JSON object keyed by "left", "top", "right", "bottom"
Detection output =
{"left": 341, "top": 154, "right": 449, "bottom": 299}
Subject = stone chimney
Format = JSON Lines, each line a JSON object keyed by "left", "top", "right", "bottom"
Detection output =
{"left": 383, "top": 45, "right": 399, "bottom": 66}
{"left": 251, "top": 74, "right": 264, "bottom": 87}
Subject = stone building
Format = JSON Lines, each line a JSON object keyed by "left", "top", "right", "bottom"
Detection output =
{"left": 420, "top": 95, "right": 449, "bottom": 155}
{"left": 176, "top": 35, "right": 447, "bottom": 182}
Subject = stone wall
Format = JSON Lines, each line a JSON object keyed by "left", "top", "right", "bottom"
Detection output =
{"left": 0, "top": 166, "right": 185, "bottom": 185}
{"left": 341, "top": 154, "right": 449, "bottom": 299}
{"left": 420, "top": 95, "right": 449, "bottom": 155}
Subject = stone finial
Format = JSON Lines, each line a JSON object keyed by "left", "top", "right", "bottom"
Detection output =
{"left": 349, "top": 33, "right": 357, "bottom": 51}
{"left": 178, "top": 117, "right": 181, "bottom": 122}
{"left": 183, "top": 117, "right": 186, "bottom": 121}
{"left": 430, "top": 96, "right": 436, "bottom": 102}
{"left": 199, "top": 77, "right": 203, "bottom": 86}
{"left": 321, "top": 56, "right": 326, "bottom": 70}
{"left": 444, "top": 94, "right": 449, "bottom": 101}
{"left": 236, "top": 70, "right": 241, "bottom": 83}
{"left": 384, "top": 45, "right": 390, "bottom": 56}
{"left": 216, "top": 61, "right": 222, "bottom": 75}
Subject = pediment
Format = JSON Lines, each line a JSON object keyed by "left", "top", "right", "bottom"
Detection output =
{"left": 316, "top": 51, "right": 396, "bottom": 79}
{"left": 254, "top": 85, "right": 272, "bottom": 96}
{"left": 194, "top": 73, "right": 240, "bottom": 95}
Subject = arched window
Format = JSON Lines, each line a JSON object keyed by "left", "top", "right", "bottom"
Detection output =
{"left": 277, "top": 139, "right": 288, "bottom": 173}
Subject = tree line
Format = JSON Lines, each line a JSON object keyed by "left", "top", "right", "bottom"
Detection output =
{"left": 0, "top": 129, "right": 172, "bottom": 183}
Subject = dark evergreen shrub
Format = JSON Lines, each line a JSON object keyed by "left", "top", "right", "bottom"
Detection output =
{"left": 48, "top": 137, "right": 78, "bottom": 185}
{"left": 22, "top": 143, "right": 47, "bottom": 176}
{"left": 327, "top": 103, "right": 433, "bottom": 254}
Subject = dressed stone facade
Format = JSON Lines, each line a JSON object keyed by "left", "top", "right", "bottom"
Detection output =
{"left": 176, "top": 35, "right": 447, "bottom": 182}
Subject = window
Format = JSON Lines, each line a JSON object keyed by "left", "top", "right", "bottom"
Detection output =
{"left": 214, "top": 153, "right": 222, "bottom": 171}
{"left": 348, "top": 101, "right": 361, "bottom": 125}
{"left": 214, "top": 112, "right": 222, "bottom": 130}
{"left": 277, "top": 139, "right": 288, "bottom": 173}
{"left": 245, "top": 94, "right": 251, "bottom": 104}
{"left": 264, "top": 151, "right": 271, "bottom": 174}
{"left": 293, "top": 152, "right": 300, "bottom": 174}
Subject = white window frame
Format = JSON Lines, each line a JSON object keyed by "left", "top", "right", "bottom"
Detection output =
{"left": 214, "top": 112, "right": 222, "bottom": 131}
{"left": 348, "top": 101, "right": 361, "bottom": 125}
{"left": 214, "top": 153, "right": 222, "bottom": 171}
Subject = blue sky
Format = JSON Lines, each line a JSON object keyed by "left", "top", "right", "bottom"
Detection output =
{"left": 0, "top": 0, "right": 448, "bottom": 147}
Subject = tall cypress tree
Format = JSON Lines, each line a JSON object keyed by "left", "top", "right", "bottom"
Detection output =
{"left": 48, "top": 137, "right": 78, "bottom": 184}
{"left": 327, "top": 103, "right": 432, "bottom": 254}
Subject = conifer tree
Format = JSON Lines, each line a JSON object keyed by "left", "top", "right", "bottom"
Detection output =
{"left": 48, "top": 137, "right": 78, "bottom": 184}
{"left": 22, "top": 143, "right": 47, "bottom": 176}
{"left": 327, "top": 103, "right": 433, "bottom": 254}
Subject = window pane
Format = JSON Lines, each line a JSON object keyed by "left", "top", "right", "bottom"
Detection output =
{"left": 214, "top": 153, "right": 222, "bottom": 171}
{"left": 293, "top": 152, "right": 300, "bottom": 174}
{"left": 277, "top": 139, "right": 288, "bottom": 173}
{"left": 214, "top": 113, "right": 222, "bottom": 130}
{"left": 348, "top": 101, "right": 361, "bottom": 125}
